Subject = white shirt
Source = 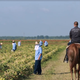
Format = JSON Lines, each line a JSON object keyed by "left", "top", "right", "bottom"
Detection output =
{"left": 34, "top": 45, "right": 39, "bottom": 50}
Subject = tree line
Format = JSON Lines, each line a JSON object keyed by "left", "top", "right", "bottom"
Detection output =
{"left": 0, "top": 35, "right": 69, "bottom": 40}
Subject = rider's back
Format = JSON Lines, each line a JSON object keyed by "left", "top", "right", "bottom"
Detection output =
{"left": 70, "top": 27, "right": 80, "bottom": 43}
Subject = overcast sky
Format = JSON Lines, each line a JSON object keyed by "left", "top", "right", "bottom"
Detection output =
{"left": 0, "top": 1, "right": 80, "bottom": 36}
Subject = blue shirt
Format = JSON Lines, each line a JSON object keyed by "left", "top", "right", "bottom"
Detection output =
{"left": 44, "top": 41, "right": 48, "bottom": 46}
{"left": 12, "top": 43, "right": 16, "bottom": 50}
{"left": 39, "top": 41, "right": 43, "bottom": 46}
{"left": 35, "top": 46, "right": 42, "bottom": 60}
{"left": 18, "top": 41, "right": 21, "bottom": 46}
{"left": 0, "top": 45, "right": 2, "bottom": 49}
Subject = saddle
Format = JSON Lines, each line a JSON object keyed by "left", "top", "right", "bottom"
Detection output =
{"left": 66, "top": 43, "right": 80, "bottom": 49}
{"left": 74, "top": 43, "right": 80, "bottom": 45}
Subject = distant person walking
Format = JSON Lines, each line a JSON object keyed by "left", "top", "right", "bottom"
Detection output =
{"left": 11, "top": 40, "right": 17, "bottom": 52}
{"left": 44, "top": 41, "right": 48, "bottom": 47}
{"left": 18, "top": 41, "right": 21, "bottom": 46}
{"left": 34, "top": 41, "right": 42, "bottom": 75}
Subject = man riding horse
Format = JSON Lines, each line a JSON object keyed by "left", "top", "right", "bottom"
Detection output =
{"left": 64, "top": 21, "right": 80, "bottom": 63}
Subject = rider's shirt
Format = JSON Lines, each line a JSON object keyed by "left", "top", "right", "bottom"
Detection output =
{"left": 70, "top": 26, "right": 80, "bottom": 43}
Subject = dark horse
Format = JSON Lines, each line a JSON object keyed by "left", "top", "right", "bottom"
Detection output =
{"left": 68, "top": 43, "right": 80, "bottom": 80}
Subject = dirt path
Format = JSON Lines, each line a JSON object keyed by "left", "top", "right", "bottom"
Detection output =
{"left": 27, "top": 51, "right": 71, "bottom": 80}
{"left": 25, "top": 49, "right": 72, "bottom": 80}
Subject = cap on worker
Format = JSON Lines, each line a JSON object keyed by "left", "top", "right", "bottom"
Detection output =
{"left": 0, "top": 43, "right": 3, "bottom": 45}
{"left": 35, "top": 41, "right": 39, "bottom": 45}
{"left": 12, "top": 40, "right": 15, "bottom": 43}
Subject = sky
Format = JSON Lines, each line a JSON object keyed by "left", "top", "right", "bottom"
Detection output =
{"left": 0, "top": 1, "right": 80, "bottom": 36}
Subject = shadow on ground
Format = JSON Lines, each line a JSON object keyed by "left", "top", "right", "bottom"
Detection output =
{"left": 24, "top": 72, "right": 70, "bottom": 80}
{"left": 43, "top": 72, "right": 70, "bottom": 75}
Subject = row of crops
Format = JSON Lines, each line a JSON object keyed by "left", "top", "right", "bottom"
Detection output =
{"left": 0, "top": 41, "right": 66, "bottom": 80}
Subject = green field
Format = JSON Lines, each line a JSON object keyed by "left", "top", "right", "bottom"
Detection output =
{"left": 0, "top": 40, "right": 67, "bottom": 80}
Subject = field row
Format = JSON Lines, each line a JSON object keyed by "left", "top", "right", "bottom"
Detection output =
{"left": 0, "top": 43, "right": 66, "bottom": 80}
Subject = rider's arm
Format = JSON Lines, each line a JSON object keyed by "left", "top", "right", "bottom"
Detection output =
{"left": 69, "top": 30, "right": 72, "bottom": 39}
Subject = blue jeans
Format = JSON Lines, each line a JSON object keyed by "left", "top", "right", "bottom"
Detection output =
{"left": 12, "top": 49, "right": 15, "bottom": 52}
{"left": 34, "top": 60, "right": 41, "bottom": 74}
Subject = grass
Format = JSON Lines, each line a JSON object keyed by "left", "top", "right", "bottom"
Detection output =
{"left": 0, "top": 40, "right": 67, "bottom": 80}
{"left": 42, "top": 45, "right": 66, "bottom": 69}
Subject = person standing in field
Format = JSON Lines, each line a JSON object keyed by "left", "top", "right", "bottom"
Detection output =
{"left": 64, "top": 21, "right": 80, "bottom": 63}
{"left": 44, "top": 41, "right": 48, "bottom": 47}
{"left": 0, "top": 43, "right": 3, "bottom": 50}
{"left": 39, "top": 40, "right": 43, "bottom": 46}
{"left": 18, "top": 41, "right": 21, "bottom": 46}
{"left": 12, "top": 40, "right": 17, "bottom": 52}
{"left": 34, "top": 41, "right": 42, "bottom": 75}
